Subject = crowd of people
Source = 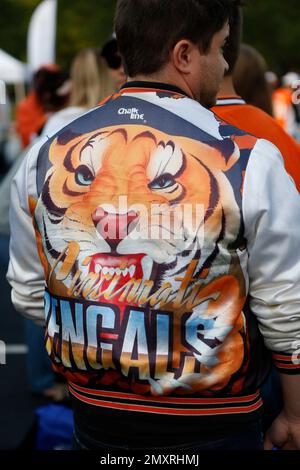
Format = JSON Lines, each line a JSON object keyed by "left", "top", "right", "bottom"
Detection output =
{"left": 1, "top": 0, "right": 300, "bottom": 453}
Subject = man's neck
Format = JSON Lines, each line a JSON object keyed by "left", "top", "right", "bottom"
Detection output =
{"left": 128, "top": 69, "right": 196, "bottom": 100}
{"left": 218, "top": 75, "right": 238, "bottom": 98}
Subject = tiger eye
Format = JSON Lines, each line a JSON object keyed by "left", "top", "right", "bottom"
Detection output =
{"left": 75, "top": 165, "right": 95, "bottom": 186}
{"left": 149, "top": 173, "right": 176, "bottom": 190}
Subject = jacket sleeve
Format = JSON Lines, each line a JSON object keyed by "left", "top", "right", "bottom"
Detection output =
{"left": 243, "top": 138, "right": 300, "bottom": 374}
{"left": 6, "top": 139, "right": 47, "bottom": 326}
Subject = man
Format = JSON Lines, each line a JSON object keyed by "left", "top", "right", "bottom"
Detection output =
{"left": 211, "top": 7, "right": 300, "bottom": 190}
{"left": 7, "top": 0, "right": 300, "bottom": 451}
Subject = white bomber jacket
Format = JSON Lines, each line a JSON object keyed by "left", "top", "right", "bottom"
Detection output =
{"left": 7, "top": 82, "right": 300, "bottom": 436}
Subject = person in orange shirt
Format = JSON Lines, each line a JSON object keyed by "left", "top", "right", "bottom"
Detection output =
{"left": 16, "top": 91, "right": 46, "bottom": 148}
{"left": 272, "top": 72, "right": 300, "bottom": 142}
{"left": 16, "top": 65, "right": 70, "bottom": 148}
{"left": 211, "top": 8, "right": 300, "bottom": 191}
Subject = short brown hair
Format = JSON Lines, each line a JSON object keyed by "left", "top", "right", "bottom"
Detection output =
{"left": 115, "top": 0, "right": 243, "bottom": 77}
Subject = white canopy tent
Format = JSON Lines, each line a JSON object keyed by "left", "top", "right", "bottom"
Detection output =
{"left": 0, "top": 0, "right": 57, "bottom": 90}
{"left": 0, "top": 0, "right": 57, "bottom": 103}
{"left": 0, "top": 49, "right": 27, "bottom": 103}
{"left": 0, "top": 49, "right": 27, "bottom": 84}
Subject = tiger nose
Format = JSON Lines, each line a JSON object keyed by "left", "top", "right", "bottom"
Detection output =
{"left": 92, "top": 208, "right": 139, "bottom": 248}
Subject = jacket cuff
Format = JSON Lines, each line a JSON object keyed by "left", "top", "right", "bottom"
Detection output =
{"left": 272, "top": 351, "right": 300, "bottom": 374}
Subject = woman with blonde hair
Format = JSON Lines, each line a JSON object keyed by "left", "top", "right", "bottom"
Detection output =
{"left": 43, "top": 47, "right": 121, "bottom": 136}
{"left": 70, "top": 40, "right": 126, "bottom": 108}
{"left": 69, "top": 48, "right": 102, "bottom": 109}
{"left": 43, "top": 49, "right": 101, "bottom": 136}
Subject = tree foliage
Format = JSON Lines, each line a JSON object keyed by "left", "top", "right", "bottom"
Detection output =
{"left": 56, "top": 0, "right": 117, "bottom": 68}
{"left": 0, "top": 0, "right": 117, "bottom": 68}
{"left": 243, "top": 0, "right": 300, "bottom": 74}
{"left": 0, "top": 0, "right": 299, "bottom": 74}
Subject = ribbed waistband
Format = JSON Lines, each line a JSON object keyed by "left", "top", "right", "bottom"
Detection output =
{"left": 69, "top": 381, "right": 263, "bottom": 417}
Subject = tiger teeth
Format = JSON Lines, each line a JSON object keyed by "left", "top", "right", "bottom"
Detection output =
{"left": 94, "top": 264, "right": 102, "bottom": 274}
{"left": 96, "top": 266, "right": 135, "bottom": 277}
{"left": 129, "top": 266, "right": 136, "bottom": 278}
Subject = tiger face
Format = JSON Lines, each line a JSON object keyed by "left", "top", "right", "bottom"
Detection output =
{"left": 35, "top": 125, "right": 241, "bottom": 299}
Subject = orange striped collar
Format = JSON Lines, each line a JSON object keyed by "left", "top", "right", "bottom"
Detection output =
{"left": 216, "top": 96, "right": 246, "bottom": 106}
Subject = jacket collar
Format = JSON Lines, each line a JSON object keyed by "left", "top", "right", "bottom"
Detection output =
{"left": 119, "top": 81, "right": 189, "bottom": 98}
{"left": 215, "top": 96, "right": 246, "bottom": 106}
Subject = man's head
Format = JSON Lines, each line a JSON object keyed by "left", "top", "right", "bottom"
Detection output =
{"left": 101, "top": 36, "right": 126, "bottom": 90}
{"left": 115, "top": 0, "right": 243, "bottom": 107}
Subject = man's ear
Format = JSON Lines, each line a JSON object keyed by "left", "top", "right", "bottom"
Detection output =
{"left": 172, "top": 40, "right": 198, "bottom": 74}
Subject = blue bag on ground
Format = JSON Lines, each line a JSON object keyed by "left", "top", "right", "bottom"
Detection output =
{"left": 35, "top": 404, "right": 74, "bottom": 450}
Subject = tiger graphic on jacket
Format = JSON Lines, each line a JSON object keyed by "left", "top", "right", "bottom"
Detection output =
{"left": 32, "top": 124, "right": 250, "bottom": 395}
